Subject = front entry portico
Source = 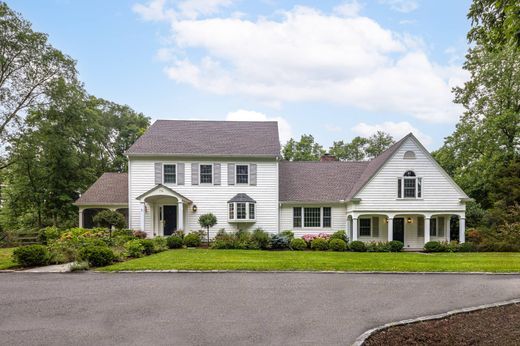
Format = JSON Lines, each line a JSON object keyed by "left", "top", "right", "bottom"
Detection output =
{"left": 136, "top": 184, "right": 192, "bottom": 238}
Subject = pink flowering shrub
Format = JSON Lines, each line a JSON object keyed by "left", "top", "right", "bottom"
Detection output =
{"left": 302, "top": 233, "right": 331, "bottom": 244}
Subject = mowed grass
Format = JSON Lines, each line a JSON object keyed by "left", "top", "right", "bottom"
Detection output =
{"left": 0, "top": 248, "right": 17, "bottom": 270}
{"left": 100, "top": 249, "right": 520, "bottom": 273}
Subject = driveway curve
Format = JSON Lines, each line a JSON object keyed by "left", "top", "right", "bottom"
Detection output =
{"left": 1, "top": 272, "right": 519, "bottom": 345}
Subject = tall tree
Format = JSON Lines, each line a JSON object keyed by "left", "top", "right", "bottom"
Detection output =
{"left": 329, "top": 132, "right": 394, "bottom": 161}
{"left": 0, "top": 2, "right": 76, "bottom": 163}
{"left": 433, "top": 0, "right": 520, "bottom": 211}
{"left": 282, "top": 135, "right": 325, "bottom": 161}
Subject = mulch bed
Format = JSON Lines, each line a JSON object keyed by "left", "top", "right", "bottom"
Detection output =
{"left": 364, "top": 303, "right": 520, "bottom": 345}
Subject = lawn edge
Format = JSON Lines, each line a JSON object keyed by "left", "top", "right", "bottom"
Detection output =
{"left": 351, "top": 298, "right": 520, "bottom": 346}
{"left": 96, "top": 269, "right": 520, "bottom": 275}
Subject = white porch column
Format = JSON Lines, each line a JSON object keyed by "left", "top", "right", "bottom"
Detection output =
{"left": 78, "top": 209, "right": 84, "bottom": 228}
{"left": 178, "top": 202, "right": 184, "bottom": 231}
{"left": 459, "top": 217, "right": 466, "bottom": 243}
{"left": 140, "top": 202, "right": 145, "bottom": 232}
{"left": 352, "top": 218, "right": 358, "bottom": 241}
{"left": 445, "top": 216, "right": 451, "bottom": 242}
{"left": 424, "top": 217, "right": 431, "bottom": 244}
{"left": 387, "top": 217, "right": 393, "bottom": 241}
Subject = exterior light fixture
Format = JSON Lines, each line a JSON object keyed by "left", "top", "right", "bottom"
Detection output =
{"left": 384, "top": 218, "right": 389, "bottom": 224}
{"left": 407, "top": 217, "right": 413, "bottom": 224}
{"left": 192, "top": 205, "right": 198, "bottom": 212}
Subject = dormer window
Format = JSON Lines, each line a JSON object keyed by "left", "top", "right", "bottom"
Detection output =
{"left": 397, "top": 171, "right": 422, "bottom": 198}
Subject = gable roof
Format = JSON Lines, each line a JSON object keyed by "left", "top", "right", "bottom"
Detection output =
{"left": 74, "top": 173, "right": 128, "bottom": 206}
{"left": 279, "top": 161, "right": 369, "bottom": 202}
{"left": 126, "top": 120, "right": 281, "bottom": 158}
{"left": 228, "top": 193, "right": 256, "bottom": 203}
{"left": 135, "top": 184, "right": 192, "bottom": 203}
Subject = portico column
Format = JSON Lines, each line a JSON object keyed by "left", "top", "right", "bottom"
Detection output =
{"left": 140, "top": 201, "right": 145, "bottom": 233}
{"left": 352, "top": 218, "right": 358, "bottom": 241}
{"left": 78, "top": 209, "right": 84, "bottom": 228}
{"left": 387, "top": 217, "right": 393, "bottom": 241}
{"left": 459, "top": 217, "right": 466, "bottom": 243}
{"left": 424, "top": 217, "right": 431, "bottom": 244}
{"left": 445, "top": 216, "right": 451, "bottom": 242}
{"left": 178, "top": 202, "right": 184, "bottom": 231}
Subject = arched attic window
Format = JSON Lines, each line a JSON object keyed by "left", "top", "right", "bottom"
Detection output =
{"left": 398, "top": 171, "right": 422, "bottom": 198}
{"left": 403, "top": 151, "right": 416, "bottom": 159}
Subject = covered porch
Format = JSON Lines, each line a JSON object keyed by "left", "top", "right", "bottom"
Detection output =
{"left": 136, "top": 185, "right": 192, "bottom": 237}
{"left": 346, "top": 211, "right": 466, "bottom": 249}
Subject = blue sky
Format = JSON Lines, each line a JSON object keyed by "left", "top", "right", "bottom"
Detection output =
{"left": 7, "top": 0, "right": 472, "bottom": 149}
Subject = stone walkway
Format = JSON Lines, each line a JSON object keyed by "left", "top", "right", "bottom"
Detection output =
{"left": 22, "top": 262, "right": 73, "bottom": 273}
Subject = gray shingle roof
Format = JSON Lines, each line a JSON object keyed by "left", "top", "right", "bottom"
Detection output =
{"left": 75, "top": 173, "right": 128, "bottom": 206}
{"left": 279, "top": 134, "right": 411, "bottom": 203}
{"left": 228, "top": 193, "right": 256, "bottom": 203}
{"left": 279, "top": 161, "right": 369, "bottom": 202}
{"left": 126, "top": 120, "right": 281, "bottom": 157}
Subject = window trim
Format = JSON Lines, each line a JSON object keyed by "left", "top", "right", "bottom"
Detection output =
{"left": 359, "top": 217, "right": 372, "bottom": 237}
{"left": 199, "top": 163, "right": 214, "bottom": 185}
{"left": 228, "top": 201, "right": 256, "bottom": 222}
{"left": 163, "top": 163, "right": 177, "bottom": 185}
{"left": 430, "top": 217, "right": 438, "bottom": 237}
{"left": 292, "top": 206, "right": 332, "bottom": 229}
{"left": 397, "top": 172, "right": 423, "bottom": 199}
{"left": 235, "top": 164, "right": 250, "bottom": 185}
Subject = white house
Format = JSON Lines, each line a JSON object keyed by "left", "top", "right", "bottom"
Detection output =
{"left": 75, "top": 120, "right": 470, "bottom": 249}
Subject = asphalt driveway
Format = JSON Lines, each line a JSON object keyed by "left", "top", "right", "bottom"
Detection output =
{"left": 1, "top": 272, "right": 519, "bottom": 346}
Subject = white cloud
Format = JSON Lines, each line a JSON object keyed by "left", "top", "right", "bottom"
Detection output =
{"left": 178, "top": 0, "right": 234, "bottom": 19}
{"left": 333, "top": 0, "right": 363, "bottom": 17}
{"left": 132, "top": 0, "right": 234, "bottom": 21}
{"left": 132, "top": 0, "right": 174, "bottom": 21}
{"left": 352, "top": 121, "right": 432, "bottom": 146}
{"left": 380, "top": 0, "right": 419, "bottom": 13}
{"left": 226, "top": 109, "right": 293, "bottom": 143}
{"left": 135, "top": 3, "right": 465, "bottom": 123}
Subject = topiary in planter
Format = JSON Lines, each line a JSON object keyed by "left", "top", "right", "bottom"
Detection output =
{"left": 388, "top": 240, "right": 404, "bottom": 252}
{"left": 290, "top": 238, "right": 307, "bottom": 251}
{"left": 349, "top": 240, "right": 367, "bottom": 252}
{"left": 424, "top": 241, "right": 446, "bottom": 253}
{"left": 79, "top": 245, "right": 115, "bottom": 267}
{"left": 183, "top": 233, "right": 202, "bottom": 247}
{"left": 329, "top": 238, "right": 347, "bottom": 251}
{"left": 13, "top": 245, "right": 50, "bottom": 267}
{"left": 167, "top": 235, "right": 183, "bottom": 249}
{"left": 311, "top": 238, "right": 329, "bottom": 251}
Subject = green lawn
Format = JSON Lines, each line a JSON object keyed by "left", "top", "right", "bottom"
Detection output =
{"left": 0, "top": 248, "right": 17, "bottom": 270}
{"left": 100, "top": 249, "right": 520, "bottom": 273}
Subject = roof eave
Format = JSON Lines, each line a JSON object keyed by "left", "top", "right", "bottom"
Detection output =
{"left": 125, "top": 152, "right": 280, "bottom": 159}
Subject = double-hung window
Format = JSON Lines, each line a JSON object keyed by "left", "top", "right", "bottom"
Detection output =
{"left": 397, "top": 171, "right": 422, "bottom": 199}
{"left": 359, "top": 218, "right": 371, "bottom": 236}
{"left": 228, "top": 202, "right": 256, "bottom": 221}
{"left": 236, "top": 165, "right": 249, "bottom": 184}
{"left": 163, "top": 164, "right": 176, "bottom": 184}
{"left": 200, "top": 164, "right": 213, "bottom": 184}
{"left": 292, "top": 207, "right": 331, "bottom": 228}
{"left": 236, "top": 202, "right": 247, "bottom": 219}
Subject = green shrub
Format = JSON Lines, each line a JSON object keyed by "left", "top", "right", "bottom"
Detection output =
{"left": 13, "top": 245, "right": 50, "bottom": 267}
{"left": 47, "top": 241, "right": 79, "bottom": 264}
{"left": 38, "top": 226, "right": 62, "bottom": 244}
{"left": 79, "top": 245, "right": 115, "bottom": 267}
{"left": 311, "top": 238, "right": 329, "bottom": 251}
{"left": 184, "top": 233, "right": 202, "bottom": 247}
{"left": 113, "top": 235, "right": 136, "bottom": 247}
{"left": 329, "top": 238, "right": 347, "bottom": 251}
{"left": 330, "top": 230, "right": 348, "bottom": 242}
{"left": 280, "top": 230, "right": 295, "bottom": 241}
{"left": 93, "top": 210, "right": 126, "bottom": 230}
{"left": 366, "top": 241, "right": 391, "bottom": 252}
{"left": 112, "top": 229, "right": 134, "bottom": 237}
{"left": 140, "top": 239, "right": 155, "bottom": 255}
{"left": 167, "top": 235, "right": 183, "bottom": 249}
{"left": 270, "top": 234, "right": 290, "bottom": 249}
{"left": 251, "top": 228, "right": 270, "bottom": 249}
{"left": 290, "top": 238, "right": 307, "bottom": 251}
{"left": 477, "top": 242, "right": 520, "bottom": 252}
{"left": 153, "top": 237, "right": 168, "bottom": 252}
{"left": 125, "top": 239, "right": 145, "bottom": 258}
{"left": 424, "top": 241, "right": 446, "bottom": 253}
{"left": 349, "top": 241, "right": 367, "bottom": 252}
{"left": 388, "top": 240, "right": 404, "bottom": 252}
{"left": 458, "top": 242, "right": 477, "bottom": 252}
{"left": 133, "top": 230, "right": 147, "bottom": 239}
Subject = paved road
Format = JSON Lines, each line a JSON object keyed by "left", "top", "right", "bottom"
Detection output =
{"left": 1, "top": 272, "right": 519, "bottom": 346}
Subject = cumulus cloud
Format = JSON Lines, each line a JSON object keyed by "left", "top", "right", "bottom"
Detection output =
{"left": 352, "top": 121, "right": 432, "bottom": 146}
{"left": 226, "top": 109, "right": 293, "bottom": 144}
{"left": 134, "top": 1, "right": 466, "bottom": 123}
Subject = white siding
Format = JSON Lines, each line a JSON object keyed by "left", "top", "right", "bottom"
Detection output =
{"left": 354, "top": 137, "right": 466, "bottom": 213}
{"left": 129, "top": 157, "right": 279, "bottom": 238}
{"left": 280, "top": 205, "right": 346, "bottom": 238}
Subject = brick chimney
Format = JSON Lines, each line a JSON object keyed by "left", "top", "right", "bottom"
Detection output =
{"left": 320, "top": 153, "right": 338, "bottom": 162}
